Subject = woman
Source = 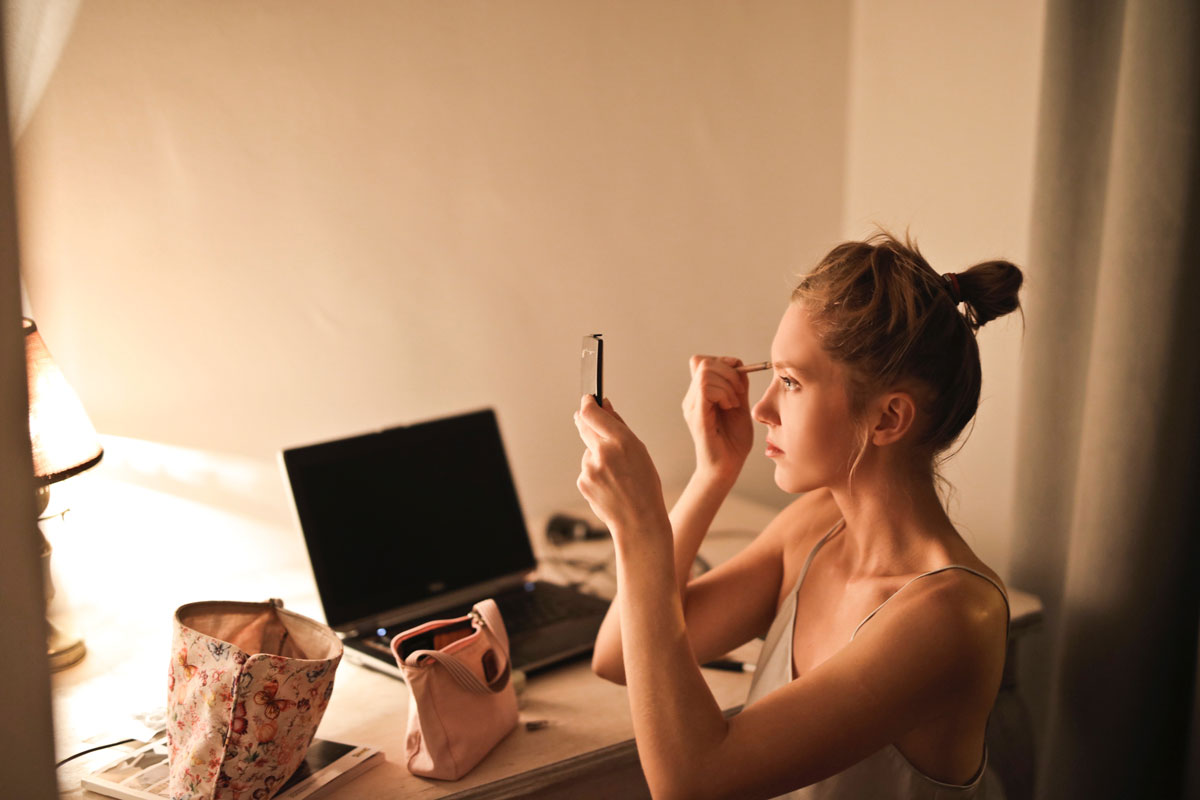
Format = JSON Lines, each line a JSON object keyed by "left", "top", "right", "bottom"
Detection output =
{"left": 574, "top": 233, "right": 1022, "bottom": 799}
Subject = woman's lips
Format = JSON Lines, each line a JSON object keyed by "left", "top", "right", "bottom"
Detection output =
{"left": 765, "top": 440, "right": 784, "bottom": 457}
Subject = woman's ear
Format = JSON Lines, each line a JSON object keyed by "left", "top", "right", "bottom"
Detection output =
{"left": 870, "top": 391, "right": 917, "bottom": 446}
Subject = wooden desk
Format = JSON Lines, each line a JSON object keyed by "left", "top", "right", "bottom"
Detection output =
{"left": 53, "top": 492, "right": 771, "bottom": 799}
{"left": 310, "top": 639, "right": 760, "bottom": 799}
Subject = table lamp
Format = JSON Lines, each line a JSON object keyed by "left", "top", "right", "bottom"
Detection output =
{"left": 24, "top": 317, "right": 104, "bottom": 671}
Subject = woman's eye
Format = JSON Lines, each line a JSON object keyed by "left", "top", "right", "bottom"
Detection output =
{"left": 779, "top": 376, "right": 798, "bottom": 391}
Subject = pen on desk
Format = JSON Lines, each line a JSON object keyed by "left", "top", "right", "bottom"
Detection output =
{"left": 702, "top": 658, "right": 756, "bottom": 673}
{"left": 735, "top": 361, "right": 771, "bottom": 374}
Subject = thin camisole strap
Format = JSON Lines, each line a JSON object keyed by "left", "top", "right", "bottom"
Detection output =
{"left": 788, "top": 517, "right": 846, "bottom": 595}
{"left": 850, "top": 565, "right": 1010, "bottom": 641}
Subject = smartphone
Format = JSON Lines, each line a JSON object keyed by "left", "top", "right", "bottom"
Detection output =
{"left": 581, "top": 334, "right": 603, "bottom": 406}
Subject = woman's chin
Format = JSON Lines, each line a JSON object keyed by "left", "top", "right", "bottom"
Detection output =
{"left": 771, "top": 466, "right": 802, "bottom": 494}
{"left": 772, "top": 464, "right": 823, "bottom": 495}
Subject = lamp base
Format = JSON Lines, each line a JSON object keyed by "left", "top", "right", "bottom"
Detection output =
{"left": 39, "top": 489, "right": 87, "bottom": 672}
{"left": 48, "top": 625, "right": 86, "bottom": 671}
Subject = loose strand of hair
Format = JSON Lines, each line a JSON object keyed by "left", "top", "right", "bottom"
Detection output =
{"left": 845, "top": 422, "right": 872, "bottom": 498}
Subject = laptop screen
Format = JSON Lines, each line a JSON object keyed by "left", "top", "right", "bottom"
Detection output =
{"left": 282, "top": 408, "right": 537, "bottom": 630}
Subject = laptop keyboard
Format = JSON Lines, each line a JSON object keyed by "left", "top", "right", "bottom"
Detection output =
{"left": 494, "top": 582, "right": 606, "bottom": 633}
{"left": 347, "top": 582, "right": 610, "bottom": 674}
{"left": 359, "top": 638, "right": 393, "bottom": 657}
{"left": 362, "top": 581, "right": 608, "bottom": 648}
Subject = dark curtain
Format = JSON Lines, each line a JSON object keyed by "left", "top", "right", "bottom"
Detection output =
{"left": 1009, "top": 0, "right": 1200, "bottom": 797}
{"left": 0, "top": 11, "right": 59, "bottom": 800}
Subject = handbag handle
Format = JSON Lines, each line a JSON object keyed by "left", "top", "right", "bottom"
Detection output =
{"left": 405, "top": 647, "right": 511, "bottom": 695}
{"left": 472, "top": 599, "right": 509, "bottom": 654}
{"left": 404, "top": 599, "right": 512, "bottom": 695}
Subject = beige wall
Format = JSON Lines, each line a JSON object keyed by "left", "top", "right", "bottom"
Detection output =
{"left": 16, "top": 1, "right": 850, "bottom": 538}
{"left": 15, "top": 0, "right": 1046, "bottom": 580}
{"left": 841, "top": 0, "right": 1046, "bottom": 575}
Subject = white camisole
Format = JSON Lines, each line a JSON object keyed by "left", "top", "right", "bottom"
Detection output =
{"left": 743, "top": 519, "right": 1010, "bottom": 800}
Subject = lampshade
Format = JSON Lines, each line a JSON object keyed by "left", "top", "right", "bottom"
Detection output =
{"left": 23, "top": 317, "right": 103, "bottom": 485}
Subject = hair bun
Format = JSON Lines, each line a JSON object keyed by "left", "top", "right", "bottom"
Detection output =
{"left": 955, "top": 260, "right": 1023, "bottom": 329}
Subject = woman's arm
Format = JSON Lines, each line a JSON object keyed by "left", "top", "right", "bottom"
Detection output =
{"left": 592, "top": 468, "right": 735, "bottom": 683}
{"left": 612, "top": 524, "right": 731, "bottom": 796}
{"left": 593, "top": 477, "right": 814, "bottom": 684}
{"left": 575, "top": 399, "right": 1007, "bottom": 800}
{"left": 591, "top": 355, "right": 761, "bottom": 684}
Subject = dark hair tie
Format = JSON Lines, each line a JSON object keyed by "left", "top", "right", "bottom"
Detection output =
{"left": 944, "top": 272, "right": 962, "bottom": 304}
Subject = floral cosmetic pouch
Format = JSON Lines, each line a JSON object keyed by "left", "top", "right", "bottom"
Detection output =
{"left": 167, "top": 599, "right": 342, "bottom": 800}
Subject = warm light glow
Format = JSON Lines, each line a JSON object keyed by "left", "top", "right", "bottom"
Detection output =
{"left": 24, "top": 317, "right": 103, "bottom": 484}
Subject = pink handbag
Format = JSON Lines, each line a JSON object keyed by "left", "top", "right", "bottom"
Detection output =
{"left": 390, "top": 598, "right": 518, "bottom": 779}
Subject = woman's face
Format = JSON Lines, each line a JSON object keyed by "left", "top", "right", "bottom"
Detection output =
{"left": 751, "top": 302, "right": 862, "bottom": 493}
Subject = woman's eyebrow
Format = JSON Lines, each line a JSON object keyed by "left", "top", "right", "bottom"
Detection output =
{"left": 771, "top": 361, "right": 813, "bottom": 378}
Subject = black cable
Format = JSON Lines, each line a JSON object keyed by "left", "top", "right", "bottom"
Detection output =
{"left": 56, "top": 738, "right": 136, "bottom": 768}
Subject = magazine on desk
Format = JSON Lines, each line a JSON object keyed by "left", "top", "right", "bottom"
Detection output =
{"left": 81, "top": 733, "right": 383, "bottom": 800}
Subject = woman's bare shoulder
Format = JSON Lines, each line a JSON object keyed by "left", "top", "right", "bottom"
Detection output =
{"left": 843, "top": 565, "right": 1009, "bottom": 726}
{"left": 911, "top": 567, "right": 1008, "bottom": 630}
{"left": 867, "top": 565, "right": 1009, "bottom": 676}
{"left": 939, "top": 534, "right": 1007, "bottom": 597}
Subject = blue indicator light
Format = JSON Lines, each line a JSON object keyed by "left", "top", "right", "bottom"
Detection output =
{"left": 376, "top": 628, "right": 387, "bottom": 637}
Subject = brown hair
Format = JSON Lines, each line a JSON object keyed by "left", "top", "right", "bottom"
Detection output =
{"left": 792, "top": 231, "right": 1023, "bottom": 478}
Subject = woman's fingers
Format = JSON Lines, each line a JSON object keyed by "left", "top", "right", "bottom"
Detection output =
{"left": 601, "top": 397, "right": 626, "bottom": 424}
{"left": 575, "top": 394, "right": 666, "bottom": 532}
{"left": 708, "top": 358, "right": 748, "bottom": 391}
{"left": 579, "top": 446, "right": 602, "bottom": 482}
{"left": 690, "top": 354, "right": 740, "bottom": 379}
{"left": 691, "top": 354, "right": 743, "bottom": 396}
{"left": 700, "top": 391, "right": 726, "bottom": 412}
{"left": 574, "top": 402, "right": 607, "bottom": 451}
{"left": 718, "top": 356, "right": 752, "bottom": 397}
{"left": 702, "top": 384, "right": 738, "bottom": 410}
{"left": 688, "top": 354, "right": 716, "bottom": 377}
{"left": 692, "top": 365, "right": 742, "bottom": 410}
{"left": 577, "top": 395, "right": 610, "bottom": 438}
{"left": 579, "top": 394, "right": 629, "bottom": 441}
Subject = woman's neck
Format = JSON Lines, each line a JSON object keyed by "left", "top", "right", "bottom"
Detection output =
{"left": 825, "top": 461, "right": 958, "bottom": 577}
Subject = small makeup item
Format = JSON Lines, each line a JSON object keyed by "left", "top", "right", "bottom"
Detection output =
{"left": 702, "top": 658, "right": 756, "bottom": 673}
{"left": 735, "top": 360, "right": 771, "bottom": 374}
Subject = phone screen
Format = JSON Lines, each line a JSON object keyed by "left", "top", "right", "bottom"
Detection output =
{"left": 581, "top": 334, "right": 603, "bottom": 405}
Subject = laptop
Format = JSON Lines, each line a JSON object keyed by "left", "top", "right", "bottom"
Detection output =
{"left": 280, "top": 408, "right": 611, "bottom": 680}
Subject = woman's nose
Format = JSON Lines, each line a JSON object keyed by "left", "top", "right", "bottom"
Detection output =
{"left": 752, "top": 382, "right": 778, "bottom": 426}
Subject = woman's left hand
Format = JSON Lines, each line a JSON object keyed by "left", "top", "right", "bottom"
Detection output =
{"left": 574, "top": 395, "right": 670, "bottom": 545}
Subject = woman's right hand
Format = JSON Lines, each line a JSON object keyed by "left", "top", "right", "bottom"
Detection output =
{"left": 682, "top": 355, "right": 753, "bottom": 483}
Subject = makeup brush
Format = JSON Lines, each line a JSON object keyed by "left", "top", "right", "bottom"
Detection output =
{"left": 735, "top": 361, "right": 771, "bottom": 374}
